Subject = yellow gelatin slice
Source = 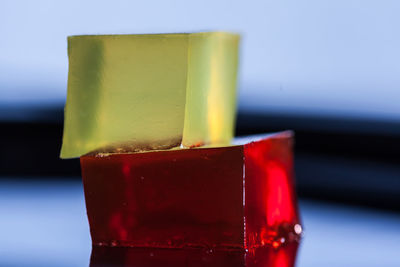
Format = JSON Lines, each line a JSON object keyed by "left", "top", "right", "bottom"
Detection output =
{"left": 183, "top": 32, "right": 239, "bottom": 147}
{"left": 60, "top": 32, "right": 240, "bottom": 158}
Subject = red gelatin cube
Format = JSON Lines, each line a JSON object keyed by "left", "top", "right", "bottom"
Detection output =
{"left": 241, "top": 133, "right": 301, "bottom": 248}
{"left": 81, "top": 131, "right": 301, "bottom": 250}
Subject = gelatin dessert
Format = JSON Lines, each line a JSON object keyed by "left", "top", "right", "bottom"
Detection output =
{"left": 61, "top": 32, "right": 239, "bottom": 158}
{"left": 60, "top": 32, "right": 301, "bottom": 252}
{"left": 81, "top": 132, "right": 300, "bottom": 250}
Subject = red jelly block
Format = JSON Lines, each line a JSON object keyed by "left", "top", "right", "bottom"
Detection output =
{"left": 81, "top": 131, "right": 301, "bottom": 250}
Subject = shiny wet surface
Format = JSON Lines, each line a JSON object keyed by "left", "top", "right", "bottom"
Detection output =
{"left": 1, "top": 179, "right": 400, "bottom": 266}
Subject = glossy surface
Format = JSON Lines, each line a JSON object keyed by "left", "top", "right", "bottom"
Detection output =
{"left": 80, "top": 132, "right": 301, "bottom": 249}
{"left": 61, "top": 32, "right": 239, "bottom": 158}
{"left": 244, "top": 133, "right": 300, "bottom": 248}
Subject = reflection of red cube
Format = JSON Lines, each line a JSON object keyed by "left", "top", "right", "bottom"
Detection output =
{"left": 81, "top": 131, "right": 301, "bottom": 250}
{"left": 90, "top": 241, "right": 299, "bottom": 267}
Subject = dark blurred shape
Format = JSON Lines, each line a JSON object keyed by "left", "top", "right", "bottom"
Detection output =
{"left": 0, "top": 104, "right": 79, "bottom": 176}
{"left": 0, "top": 120, "right": 80, "bottom": 177}
{"left": 1, "top": 105, "right": 399, "bottom": 211}
{"left": 90, "top": 242, "right": 299, "bottom": 267}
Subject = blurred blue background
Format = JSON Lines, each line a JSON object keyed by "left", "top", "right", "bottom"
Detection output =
{"left": 1, "top": 0, "right": 400, "bottom": 120}
{"left": 1, "top": 0, "right": 400, "bottom": 266}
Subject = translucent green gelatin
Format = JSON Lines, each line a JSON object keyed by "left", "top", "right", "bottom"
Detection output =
{"left": 61, "top": 32, "right": 240, "bottom": 158}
